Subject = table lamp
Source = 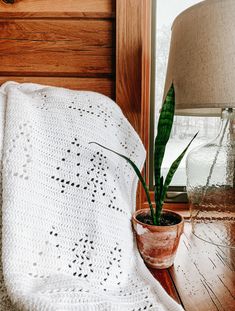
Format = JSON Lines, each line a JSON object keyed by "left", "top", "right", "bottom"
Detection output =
{"left": 163, "top": 0, "right": 235, "bottom": 248}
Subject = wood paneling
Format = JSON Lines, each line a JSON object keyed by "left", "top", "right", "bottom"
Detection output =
{"left": 140, "top": 0, "right": 152, "bottom": 198}
{"left": 116, "top": 0, "right": 142, "bottom": 132}
{"left": 0, "top": 0, "right": 152, "bottom": 174}
{"left": 0, "top": 0, "right": 115, "bottom": 18}
{"left": 0, "top": 46, "right": 112, "bottom": 76}
{"left": 0, "top": 19, "right": 114, "bottom": 76}
{"left": 0, "top": 0, "right": 115, "bottom": 95}
{"left": 116, "top": 0, "right": 152, "bottom": 206}
{"left": 116, "top": 0, "right": 151, "bottom": 136}
{"left": 0, "top": 77, "right": 114, "bottom": 97}
{"left": 0, "top": 19, "right": 113, "bottom": 42}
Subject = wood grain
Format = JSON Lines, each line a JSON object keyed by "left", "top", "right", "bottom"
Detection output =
{"left": 0, "top": 19, "right": 114, "bottom": 76}
{"left": 0, "top": 19, "right": 113, "bottom": 42}
{"left": 0, "top": 77, "right": 114, "bottom": 98}
{"left": 116, "top": 0, "right": 152, "bottom": 208}
{"left": 170, "top": 222, "right": 235, "bottom": 311}
{"left": 0, "top": 0, "right": 115, "bottom": 18}
{"left": 149, "top": 205, "right": 235, "bottom": 311}
{"left": 116, "top": 0, "right": 142, "bottom": 133}
{"left": 140, "top": 0, "right": 152, "bottom": 200}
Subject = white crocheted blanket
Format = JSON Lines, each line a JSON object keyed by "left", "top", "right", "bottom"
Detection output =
{"left": 0, "top": 82, "right": 183, "bottom": 311}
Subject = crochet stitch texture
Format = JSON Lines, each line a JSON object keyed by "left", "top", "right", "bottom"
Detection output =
{"left": 0, "top": 82, "right": 183, "bottom": 311}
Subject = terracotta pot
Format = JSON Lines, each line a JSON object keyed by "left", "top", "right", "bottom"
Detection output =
{"left": 132, "top": 208, "right": 184, "bottom": 269}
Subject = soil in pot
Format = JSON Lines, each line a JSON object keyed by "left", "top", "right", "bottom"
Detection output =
{"left": 136, "top": 213, "right": 181, "bottom": 226}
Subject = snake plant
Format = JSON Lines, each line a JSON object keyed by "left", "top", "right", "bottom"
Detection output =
{"left": 90, "top": 84, "right": 198, "bottom": 226}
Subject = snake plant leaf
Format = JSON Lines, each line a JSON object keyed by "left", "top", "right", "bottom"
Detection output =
{"left": 89, "top": 142, "right": 157, "bottom": 225}
{"left": 154, "top": 84, "right": 175, "bottom": 210}
{"left": 155, "top": 175, "right": 164, "bottom": 223}
{"left": 160, "top": 132, "right": 199, "bottom": 207}
{"left": 159, "top": 176, "right": 164, "bottom": 196}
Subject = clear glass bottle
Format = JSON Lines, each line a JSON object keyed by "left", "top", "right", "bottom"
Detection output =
{"left": 186, "top": 108, "right": 235, "bottom": 248}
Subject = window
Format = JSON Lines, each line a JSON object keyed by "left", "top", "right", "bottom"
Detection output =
{"left": 151, "top": 0, "right": 220, "bottom": 188}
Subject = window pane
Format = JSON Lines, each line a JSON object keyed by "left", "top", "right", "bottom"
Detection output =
{"left": 155, "top": 0, "right": 220, "bottom": 186}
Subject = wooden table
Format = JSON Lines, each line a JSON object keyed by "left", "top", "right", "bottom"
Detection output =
{"left": 149, "top": 219, "right": 235, "bottom": 311}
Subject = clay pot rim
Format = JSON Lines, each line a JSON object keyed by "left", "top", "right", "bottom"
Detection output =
{"left": 132, "top": 208, "right": 184, "bottom": 230}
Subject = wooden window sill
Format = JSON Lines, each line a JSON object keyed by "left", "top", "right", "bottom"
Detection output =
{"left": 142, "top": 202, "right": 190, "bottom": 219}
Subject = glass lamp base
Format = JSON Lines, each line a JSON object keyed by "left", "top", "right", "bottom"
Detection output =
{"left": 187, "top": 108, "right": 235, "bottom": 248}
{"left": 190, "top": 189, "right": 235, "bottom": 248}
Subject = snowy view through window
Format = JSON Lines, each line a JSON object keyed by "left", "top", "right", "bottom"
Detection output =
{"left": 155, "top": 0, "right": 220, "bottom": 186}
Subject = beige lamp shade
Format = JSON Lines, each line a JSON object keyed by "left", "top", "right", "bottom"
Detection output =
{"left": 163, "top": 0, "right": 235, "bottom": 116}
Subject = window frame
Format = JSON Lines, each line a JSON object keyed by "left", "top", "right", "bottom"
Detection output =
{"left": 149, "top": 1, "right": 197, "bottom": 204}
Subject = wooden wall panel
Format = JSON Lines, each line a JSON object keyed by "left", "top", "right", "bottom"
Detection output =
{"left": 0, "top": 0, "right": 115, "bottom": 98}
{"left": 0, "top": 0, "right": 152, "bottom": 208}
{"left": 0, "top": 19, "right": 113, "bottom": 42}
{"left": 116, "top": 0, "right": 142, "bottom": 132}
{"left": 0, "top": 77, "right": 114, "bottom": 97}
{"left": 116, "top": 0, "right": 151, "bottom": 146}
{"left": 0, "top": 0, "right": 115, "bottom": 18}
{"left": 0, "top": 19, "right": 114, "bottom": 76}
{"left": 116, "top": 0, "right": 152, "bottom": 206}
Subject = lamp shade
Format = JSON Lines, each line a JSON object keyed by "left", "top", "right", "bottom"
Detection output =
{"left": 163, "top": 0, "right": 235, "bottom": 116}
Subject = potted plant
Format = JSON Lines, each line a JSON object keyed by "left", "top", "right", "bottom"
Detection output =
{"left": 90, "top": 84, "right": 197, "bottom": 269}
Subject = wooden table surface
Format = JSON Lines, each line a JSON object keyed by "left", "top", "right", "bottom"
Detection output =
{"left": 144, "top": 204, "right": 235, "bottom": 311}
{"left": 149, "top": 218, "right": 235, "bottom": 311}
